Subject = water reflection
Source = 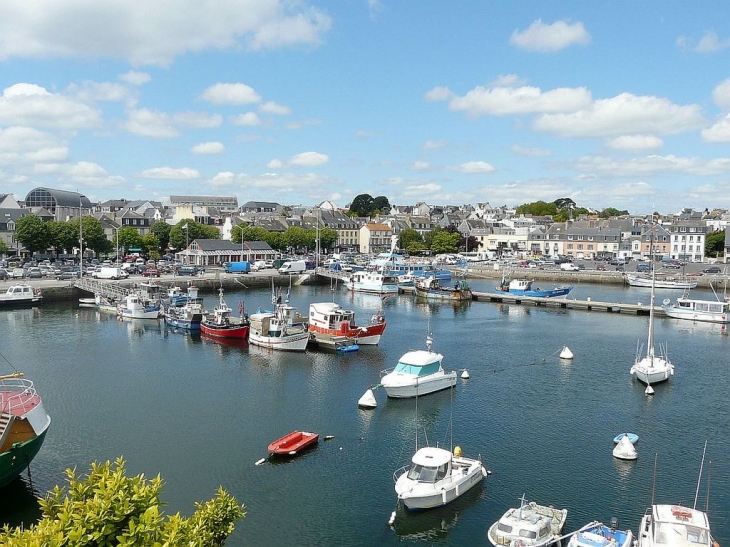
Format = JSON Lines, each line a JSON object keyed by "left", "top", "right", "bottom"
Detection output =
{"left": 612, "top": 457, "right": 637, "bottom": 483}
{"left": 0, "top": 475, "right": 42, "bottom": 528}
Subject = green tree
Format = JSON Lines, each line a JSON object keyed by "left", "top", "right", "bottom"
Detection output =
{"left": 598, "top": 207, "right": 629, "bottom": 218}
{"left": 117, "top": 227, "right": 143, "bottom": 255}
{"left": 79, "top": 216, "right": 110, "bottom": 257}
{"left": 515, "top": 201, "right": 558, "bottom": 217}
{"left": 52, "top": 220, "right": 80, "bottom": 255}
{"left": 705, "top": 230, "right": 726, "bottom": 258}
{"left": 319, "top": 227, "right": 339, "bottom": 252}
{"left": 151, "top": 220, "right": 172, "bottom": 252}
{"left": 399, "top": 228, "right": 424, "bottom": 255}
{"left": 232, "top": 224, "right": 270, "bottom": 244}
{"left": 372, "top": 195, "right": 391, "bottom": 216}
{"left": 14, "top": 215, "right": 53, "bottom": 256}
{"left": 0, "top": 458, "right": 244, "bottom": 546}
{"left": 283, "top": 226, "right": 310, "bottom": 253}
{"left": 142, "top": 233, "right": 161, "bottom": 259}
{"left": 169, "top": 220, "right": 220, "bottom": 250}
{"left": 430, "top": 230, "right": 460, "bottom": 253}
{"left": 0, "top": 238, "right": 8, "bottom": 253}
{"left": 349, "top": 194, "right": 374, "bottom": 217}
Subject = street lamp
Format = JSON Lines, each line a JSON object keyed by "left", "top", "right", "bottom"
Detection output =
{"left": 183, "top": 223, "right": 189, "bottom": 263}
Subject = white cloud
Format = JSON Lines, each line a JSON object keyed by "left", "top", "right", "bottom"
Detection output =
{"left": 66, "top": 81, "right": 130, "bottom": 103}
{"left": 712, "top": 78, "right": 730, "bottom": 110}
{"left": 423, "top": 140, "right": 446, "bottom": 150}
{"left": 355, "top": 130, "right": 377, "bottom": 139}
{"left": 694, "top": 30, "right": 730, "bottom": 53}
{"left": 290, "top": 151, "right": 328, "bottom": 167}
{"left": 34, "top": 161, "right": 126, "bottom": 187}
{"left": 571, "top": 154, "right": 730, "bottom": 177}
{"left": 259, "top": 101, "right": 291, "bottom": 115}
{"left": 511, "top": 145, "right": 551, "bottom": 157}
{"left": 200, "top": 83, "right": 261, "bottom": 105}
{"left": 453, "top": 161, "right": 495, "bottom": 174}
{"left": 411, "top": 161, "right": 431, "bottom": 170}
{"left": 401, "top": 183, "right": 442, "bottom": 197}
{"left": 267, "top": 159, "right": 285, "bottom": 169}
{"left": 0, "top": 83, "right": 102, "bottom": 129}
{"left": 702, "top": 114, "right": 730, "bottom": 142}
{"left": 230, "top": 112, "right": 262, "bottom": 126}
{"left": 533, "top": 93, "right": 706, "bottom": 137}
{"left": 605, "top": 135, "right": 663, "bottom": 151}
{"left": 209, "top": 171, "right": 236, "bottom": 187}
{"left": 446, "top": 85, "right": 592, "bottom": 116}
{"left": 510, "top": 19, "right": 591, "bottom": 52}
{"left": 137, "top": 166, "right": 201, "bottom": 179}
{"left": 0, "top": 0, "right": 332, "bottom": 67}
{"left": 119, "top": 70, "right": 151, "bottom": 86}
{"left": 191, "top": 141, "right": 225, "bottom": 155}
{"left": 424, "top": 87, "right": 454, "bottom": 102}
{"left": 121, "top": 108, "right": 221, "bottom": 138}
{"left": 206, "top": 170, "right": 335, "bottom": 197}
{"left": 491, "top": 74, "right": 527, "bottom": 87}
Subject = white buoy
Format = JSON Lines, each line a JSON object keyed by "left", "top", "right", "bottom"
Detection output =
{"left": 254, "top": 458, "right": 266, "bottom": 466}
{"left": 388, "top": 511, "right": 396, "bottom": 525}
{"left": 461, "top": 369, "right": 470, "bottom": 379}
{"left": 645, "top": 385, "right": 655, "bottom": 395}
{"left": 559, "top": 346, "right": 574, "bottom": 359}
{"left": 358, "top": 388, "right": 377, "bottom": 408}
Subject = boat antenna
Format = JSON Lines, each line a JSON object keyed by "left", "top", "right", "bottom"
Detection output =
{"left": 693, "top": 440, "right": 708, "bottom": 510}
{"left": 651, "top": 453, "right": 658, "bottom": 505}
{"left": 705, "top": 460, "right": 712, "bottom": 513}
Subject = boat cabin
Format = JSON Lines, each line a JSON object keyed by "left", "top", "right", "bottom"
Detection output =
{"left": 674, "top": 298, "right": 728, "bottom": 314}
{"left": 309, "top": 302, "right": 356, "bottom": 329}
{"left": 493, "top": 509, "right": 552, "bottom": 545}
{"left": 406, "top": 447, "right": 452, "bottom": 483}
{"left": 392, "top": 350, "right": 444, "bottom": 377}
{"left": 646, "top": 505, "right": 711, "bottom": 547}
{"left": 3, "top": 285, "right": 37, "bottom": 299}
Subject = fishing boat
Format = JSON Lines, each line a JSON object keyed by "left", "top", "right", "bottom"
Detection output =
{"left": 343, "top": 270, "right": 399, "bottom": 295}
{"left": 612, "top": 434, "right": 638, "bottom": 460}
{"left": 380, "top": 332, "right": 456, "bottom": 398}
{"left": 167, "top": 286, "right": 188, "bottom": 307}
{"left": 164, "top": 285, "right": 205, "bottom": 330}
{"left": 663, "top": 285, "right": 729, "bottom": 324}
{"left": 0, "top": 372, "right": 51, "bottom": 487}
{"left": 200, "top": 288, "right": 249, "bottom": 340}
{"left": 630, "top": 262, "right": 674, "bottom": 387}
{"left": 568, "top": 521, "right": 634, "bottom": 547}
{"left": 496, "top": 277, "right": 572, "bottom": 298}
{"left": 392, "top": 385, "right": 488, "bottom": 511}
{"left": 94, "top": 293, "right": 118, "bottom": 314}
{"left": 307, "top": 301, "right": 386, "bottom": 345}
{"left": 268, "top": 430, "right": 319, "bottom": 456}
{"left": 625, "top": 273, "right": 697, "bottom": 289}
{"left": 117, "top": 292, "right": 161, "bottom": 320}
{"left": 487, "top": 495, "right": 568, "bottom": 547}
{"left": 414, "top": 277, "right": 473, "bottom": 302}
{"left": 248, "top": 288, "right": 309, "bottom": 351}
{"left": 0, "top": 285, "right": 43, "bottom": 309}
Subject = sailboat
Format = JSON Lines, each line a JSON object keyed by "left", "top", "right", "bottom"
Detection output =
{"left": 630, "top": 227, "right": 675, "bottom": 388}
{"left": 392, "top": 378, "right": 488, "bottom": 510}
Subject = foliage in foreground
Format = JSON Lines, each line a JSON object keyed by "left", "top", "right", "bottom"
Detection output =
{"left": 0, "top": 457, "right": 245, "bottom": 547}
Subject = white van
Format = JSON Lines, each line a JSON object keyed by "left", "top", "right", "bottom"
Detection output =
{"left": 277, "top": 260, "right": 307, "bottom": 275}
{"left": 93, "top": 267, "right": 128, "bottom": 280}
{"left": 560, "top": 263, "right": 580, "bottom": 271}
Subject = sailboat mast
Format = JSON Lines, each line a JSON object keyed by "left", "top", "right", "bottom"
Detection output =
{"left": 693, "top": 440, "right": 708, "bottom": 509}
{"left": 647, "top": 224, "right": 656, "bottom": 358}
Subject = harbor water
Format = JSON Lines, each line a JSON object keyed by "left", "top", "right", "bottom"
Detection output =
{"left": 0, "top": 278, "right": 728, "bottom": 546}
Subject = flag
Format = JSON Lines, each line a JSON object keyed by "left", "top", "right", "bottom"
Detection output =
{"left": 182, "top": 223, "right": 188, "bottom": 229}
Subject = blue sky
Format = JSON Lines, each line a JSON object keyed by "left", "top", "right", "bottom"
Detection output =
{"left": 1, "top": 1, "right": 729, "bottom": 214}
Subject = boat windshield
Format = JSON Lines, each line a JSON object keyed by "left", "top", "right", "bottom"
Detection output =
{"left": 655, "top": 523, "right": 709, "bottom": 546}
{"left": 393, "top": 361, "right": 441, "bottom": 376}
{"left": 406, "top": 462, "right": 449, "bottom": 483}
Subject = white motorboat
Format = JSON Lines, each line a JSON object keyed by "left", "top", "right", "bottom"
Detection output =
{"left": 487, "top": 495, "right": 568, "bottom": 547}
{"left": 393, "top": 445, "right": 487, "bottom": 510}
{"left": 637, "top": 505, "right": 713, "bottom": 547}
{"left": 117, "top": 293, "right": 161, "bottom": 320}
{"left": 630, "top": 255, "right": 674, "bottom": 386}
{"left": 380, "top": 334, "right": 456, "bottom": 398}
{"left": 625, "top": 273, "right": 697, "bottom": 289}
{"left": 0, "top": 284, "right": 42, "bottom": 308}
{"left": 568, "top": 521, "right": 634, "bottom": 547}
{"left": 663, "top": 286, "right": 729, "bottom": 324}
{"left": 343, "top": 270, "right": 398, "bottom": 294}
{"left": 248, "top": 288, "right": 309, "bottom": 351}
{"left": 612, "top": 434, "right": 638, "bottom": 460}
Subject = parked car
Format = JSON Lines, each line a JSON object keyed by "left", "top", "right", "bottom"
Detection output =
{"left": 26, "top": 267, "right": 43, "bottom": 279}
{"left": 177, "top": 265, "right": 202, "bottom": 276}
{"left": 56, "top": 268, "right": 81, "bottom": 280}
{"left": 11, "top": 268, "right": 25, "bottom": 279}
{"left": 662, "top": 262, "right": 681, "bottom": 269}
{"left": 702, "top": 266, "right": 722, "bottom": 274}
{"left": 142, "top": 268, "right": 161, "bottom": 277}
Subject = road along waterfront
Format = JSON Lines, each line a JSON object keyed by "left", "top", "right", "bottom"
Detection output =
{"left": 0, "top": 280, "right": 728, "bottom": 546}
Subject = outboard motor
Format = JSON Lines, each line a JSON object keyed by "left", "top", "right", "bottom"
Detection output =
{"left": 610, "top": 517, "right": 618, "bottom": 532}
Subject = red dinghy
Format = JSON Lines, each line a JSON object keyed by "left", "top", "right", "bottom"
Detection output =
{"left": 268, "top": 430, "right": 319, "bottom": 456}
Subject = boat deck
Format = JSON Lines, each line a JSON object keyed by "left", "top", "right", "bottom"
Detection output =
{"left": 0, "top": 390, "right": 41, "bottom": 417}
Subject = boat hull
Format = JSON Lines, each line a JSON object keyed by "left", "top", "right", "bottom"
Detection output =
{"left": 568, "top": 523, "right": 634, "bottom": 547}
{"left": 631, "top": 356, "right": 674, "bottom": 385}
{"left": 164, "top": 313, "right": 202, "bottom": 330}
{"left": 200, "top": 323, "right": 249, "bottom": 339}
{"left": 0, "top": 428, "right": 48, "bottom": 488}
{"left": 268, "top": 431, "right": 319, "bottom": 456}
{"left": 0, "top": 297, "right": 43, "bottom": 309}
{"left": 249, "top": 331, "right": 309, "bottom": 351}
{"left": 625, "top": 273, "right": 697, "bottom": 289}
{"left": 414, "top": 288, "right": 473, "bottom": 301}
{"left": 308, "top": 321, "right": 385, "bottom": 345}
{"left": 382, "top": 372, "right": 457, "bottom": 398}
{"left": 496, "top": 287, "right": 572, "bottom": 298}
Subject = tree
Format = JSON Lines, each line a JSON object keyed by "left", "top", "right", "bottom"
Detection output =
{"left": 598, "top": 207, "right": 629, "bottom": 218}
{"left": 151, "top": 221, "right": 172, "bottom": 252}
{"left": 142, "top": 233, "right": 161, "bottom": 259}
{"left": 399, "top": 228, "right": 424, "bottom": 255}
{"left": 515, "top": 201, "right": 558, "bottom": 217}
{"left": 52, "top": 220, "right": 80, "bottom": 255}
{"left": 169, "top": 220, "right": 220, "bottom": 250}
{"left": 117, "top": 227, "right": 143, "bottom": 255}
{"left": 0, "top": 458, "right": 244, "bottom": 546}
{"left": 78, "top": 216, "right": 111, "bottom": 257}
{"left": 372, "top": 195, "right": 391, "bottom": 216}
{"left": 349, "top": 194, "right": 374, "bottom": 217}
{"left": 0, "top": 238, "right": 7, "bottom": 253}
{"left": 430, "top": 230, "right": 460, "bottom": 253}
{"left": 319, "top": 227, "right": 339, "bottom": 252}
{"left": 14, "top": 215, "right": 53, "bottom": 256}
{"left": 705, "top": 230, "right": 726, "bottom": 258}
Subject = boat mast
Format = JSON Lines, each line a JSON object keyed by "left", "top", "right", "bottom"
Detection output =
{"left": 647, "top": 224, "right": 656, "bottom": 359}
{"left": 693, "top": 440, "right": 708, "bottom": 510}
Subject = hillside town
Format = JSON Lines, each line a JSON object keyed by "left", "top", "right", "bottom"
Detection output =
{"left": 1, "top": 187, "right": 729, "bottom": 267}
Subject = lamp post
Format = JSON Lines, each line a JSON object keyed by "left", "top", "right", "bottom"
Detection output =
{"left": 183, "top": 223, "right": 189, "bottom": 264}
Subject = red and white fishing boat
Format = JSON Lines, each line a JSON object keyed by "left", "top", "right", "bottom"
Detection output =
{"left": 307, "top": 301, "right": 386, "bottom": 345}
{"left": 268, "top": 430, "right": 319, "bottom": 456}
{"left": 200, "top": 288, "right": 249, "bottom": 340}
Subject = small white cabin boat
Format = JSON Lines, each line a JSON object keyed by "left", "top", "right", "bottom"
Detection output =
{"left": 0, "top": 284, "right": 42, "bottom": 308}
{"left": 637, "top": 505, "right": 714, "bottom": 547}
{"left": 393, "top": 445, "right": 486, "bottom": 510}
{"left": 487, "top": 495, "right": 568, "bottom": 547}
{"left": 663, "top": 295, "right": 729, "bottom": 324}
{"left": 380, "top": 335, "right": 456, "bottom": 398}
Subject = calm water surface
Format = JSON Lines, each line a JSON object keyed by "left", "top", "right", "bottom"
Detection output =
{"left": 0, "top": 279, "right": 728, "bottom": 546}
